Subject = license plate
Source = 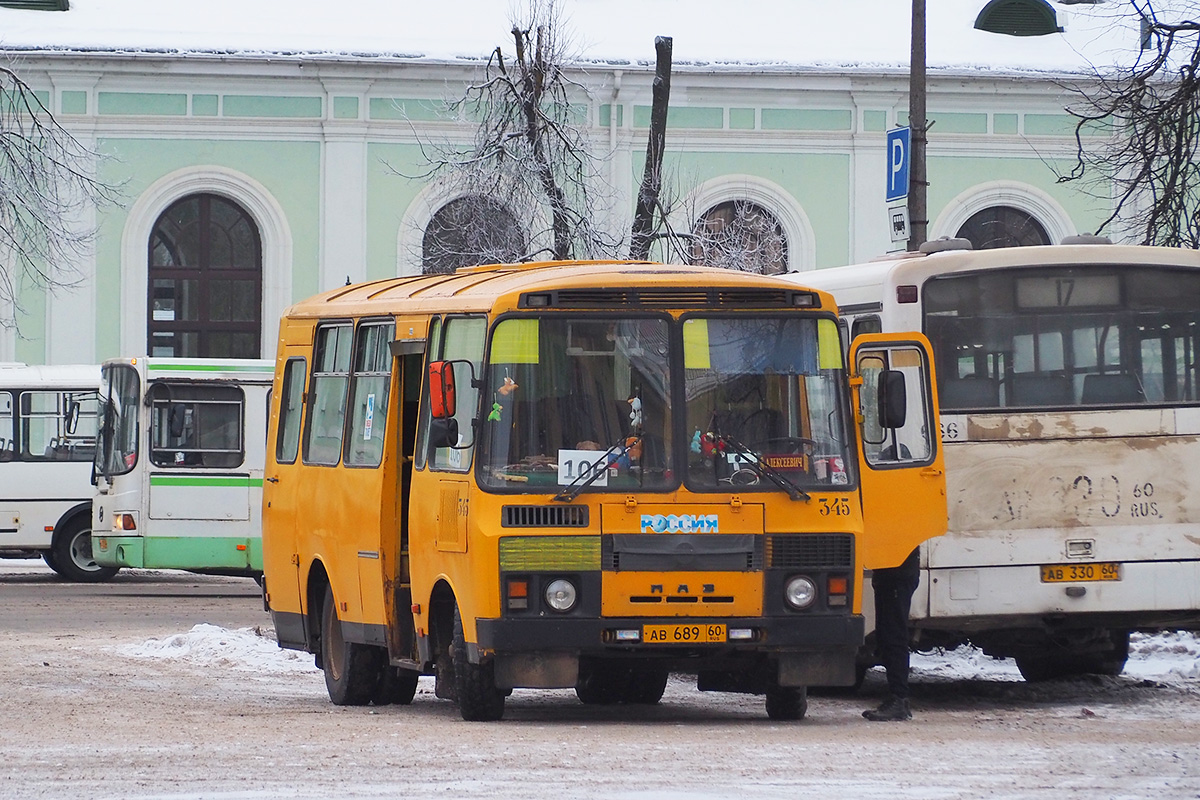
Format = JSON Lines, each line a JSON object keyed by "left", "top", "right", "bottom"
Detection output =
{"left": 1040, "top": 562, "right": 1122, "bottom": 583}
{"left": 643, "top": 623, "right": 726, "bottom": 644}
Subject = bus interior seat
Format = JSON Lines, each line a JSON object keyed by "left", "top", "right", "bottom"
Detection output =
{"left": 939, "top": 376, "right": 999, "bottom": 409}
{"left": 1081, "top": 373, "right": 1145, "bottom": 404}
{"left": 1009, "top": 374, "right": 1074, "bottom": 406}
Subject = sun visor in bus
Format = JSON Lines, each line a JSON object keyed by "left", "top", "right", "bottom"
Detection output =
{"left": 818, "top": 318, "right": 842, "bottom": 370}
{"left": 685, "top": 318, "right": 823, "bottom": 375}
{"left": 683, "top": 319, "right": 711, "bottom": 369}
{"left": 389, "top": 338, "right": 426, "bottom": 356}
{"left": 490, "top": 318, "right": 540, "bottom": 364}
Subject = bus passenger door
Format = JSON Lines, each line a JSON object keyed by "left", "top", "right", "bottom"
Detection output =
{"left": 849, "top": 333, "right": 948, "bottom": 570}
{"left": 262, "top": 346, "right": 312, "bottom": 649}
{"left": 386, "top": 337, "right": 426, "bottom": 664}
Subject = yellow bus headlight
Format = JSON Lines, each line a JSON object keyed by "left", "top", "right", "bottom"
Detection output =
{"left": 544, "top": 579, "right": 578, "bottom": 612}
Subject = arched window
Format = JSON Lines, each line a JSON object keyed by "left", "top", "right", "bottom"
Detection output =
{"left": 955, "top": 205, "right": 1051, "bottom": 250}
{"left": 148, "top": 193, "right": 262, "bottom": 358}
{"left": 689, "top": 200, "right": 789, "bottom": 275}
{"left": 422, "top": 196, "right": 526, "bottom": 274}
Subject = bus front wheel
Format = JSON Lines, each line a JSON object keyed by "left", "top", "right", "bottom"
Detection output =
{"left": 320, "top": 586, "right": 382, "bottom": 705}
{"left": 50, "top": 517, "right": 118, "bottom": 583}
{"left": 451, "top": 606, "right": 505, "bottom": 721}
{"left": 765, "top": 685, "right": 808, "bottom": 721}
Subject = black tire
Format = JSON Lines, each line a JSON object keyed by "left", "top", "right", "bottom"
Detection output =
{"left": 575, "top": 663, "right": 627, "bottom": 705}
{"left": 452, "top": 606, "right": 505, "bottom": 721}
{"left": 321, "top": 586, "right": 382, "bottom": 706}
{"left": 49, "top": 517, "right": 118, "bottom": 583}
{"left": 374, "top": 666, "right": 420, "bottom": 706}
{"left": 765, "top": 686, "right": 808, "bottom": 721}
{"left": 624, "top": 667, "right": 669, "bottom": 705}
{"left": 1014, "top": 653, "right": 1074, "bottom": 682}
{"left": 1016, "top": 630, "right": 1131, "bottom": 682}
{"left": 41, "top": 549, "right": 59, "bottom": 572}
{"left": 1093, "top": 630, "right": 1131, "bottom": 676}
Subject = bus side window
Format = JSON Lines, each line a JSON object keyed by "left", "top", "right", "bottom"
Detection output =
{"left": 276, "top": 358, "right": 307, "bottom": 464}
{"left": 345, "top": 321, "right": 395, "bottom": 468}
{"left": 303, "top": 323, "right": 353, "bottom": 466}
{"left": 851, "top": 315, "right": 882, "bottom": 341}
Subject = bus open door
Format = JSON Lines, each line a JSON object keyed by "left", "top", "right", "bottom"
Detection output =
{"left": 849, "top": 333, "right": 947, "bottom": 569}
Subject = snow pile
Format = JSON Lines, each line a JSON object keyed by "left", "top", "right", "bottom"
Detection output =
{"left": 910, "top": 632, "right": 1200, "bottom": 686}
{"left": 1126, "top": 631, "right": 1200, "bottom": 682}
{"left": 118, "top": 623, "right": 319, "bottom": 675}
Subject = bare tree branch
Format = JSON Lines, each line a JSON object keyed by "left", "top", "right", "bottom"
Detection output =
{"left": 0, "top": 60, "right": 121, "bottom": 333}
{"left": 1060, "top": 1, "right": 1200, "bottom": 246}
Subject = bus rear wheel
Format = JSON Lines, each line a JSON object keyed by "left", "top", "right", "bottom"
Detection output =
{"left": 1015, "top": 630, "right": 1131, "bottom": 682}
{"left": 452, "top": 606, "right": 505, "bottom": 721}
{"left": 321, "top": 586, "right": 382, "bottom": 705}
{"left": 49, "top": 517, "right": 118, "bottom": 583}
{"left": 374, "top": 666, "right": 420, "bottom": 705}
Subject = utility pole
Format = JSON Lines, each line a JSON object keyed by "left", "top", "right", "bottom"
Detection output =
{"left": 908, "top": 0, "right": 928, "bottom": 250}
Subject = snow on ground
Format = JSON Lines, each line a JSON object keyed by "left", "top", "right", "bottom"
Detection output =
{"left": 9, "top": 553, "right": 1195, "bottom": 689}
{"left": 118, "top": 621, "right": 1200, "bottom": 689}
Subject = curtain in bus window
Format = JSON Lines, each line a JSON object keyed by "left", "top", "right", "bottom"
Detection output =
{"left": 346, "top": 323, "right": 395, "bottom": 467}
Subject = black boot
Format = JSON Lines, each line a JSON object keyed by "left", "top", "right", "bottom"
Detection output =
{"left": 863, "top": 695, "right": 911, "bottom": 721}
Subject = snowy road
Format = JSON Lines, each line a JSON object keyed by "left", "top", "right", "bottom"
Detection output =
{"left": 1, "top": 559, "right": 1198, "bottom": 799}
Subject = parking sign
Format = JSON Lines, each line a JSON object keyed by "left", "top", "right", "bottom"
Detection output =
{"left": 886, "top": 127, "right": 910, "bottom": 203}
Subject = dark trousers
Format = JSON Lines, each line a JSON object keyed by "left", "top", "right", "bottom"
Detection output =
{"left": 871, "top": 548, "right": 920, "bottom": 699}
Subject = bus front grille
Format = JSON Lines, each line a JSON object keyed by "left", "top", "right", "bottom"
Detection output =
{"left": 766, "top": 534, "right": 854, "bottom": 569}
{"left": 501, "top": 504, "right": 589, "bottom": 528}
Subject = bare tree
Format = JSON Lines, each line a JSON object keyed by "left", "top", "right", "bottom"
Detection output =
{"left": 0, "top": 62, "right": 120, "bottom": 332}
{"left": 629, "top": 36, "right": 673, "bottom": 262}
{"left": 412, "top": 0, "right": 616, "bottom": 268}
{"left": 1060, "top": 1, "right": 1200, "bottom": 246}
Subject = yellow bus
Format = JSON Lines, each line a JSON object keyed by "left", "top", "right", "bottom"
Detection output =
{"left": 261, "top": 261, "right": 947, "bottom": 720}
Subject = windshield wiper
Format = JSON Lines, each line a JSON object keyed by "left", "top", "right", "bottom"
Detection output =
{"left": 552, "top": 435, "right": 641, "bottom": 503}
{"left": 713, "top": 433, "right": 810, "bottom": 502}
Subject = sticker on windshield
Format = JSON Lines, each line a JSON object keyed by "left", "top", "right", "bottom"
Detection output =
{"left": 557, "top": 448, "right": 610, "bottom": 487}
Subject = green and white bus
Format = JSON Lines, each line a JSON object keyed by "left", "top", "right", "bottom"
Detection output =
{"left": 0, "top": 363, "right": 114, "bottom": 581}
{"left": 92, "top": 358, "right": 273, "bottom": 576}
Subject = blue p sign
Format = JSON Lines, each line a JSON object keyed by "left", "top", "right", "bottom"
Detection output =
{"left": 886, "top": 127, "right": 910, "bottom": 203}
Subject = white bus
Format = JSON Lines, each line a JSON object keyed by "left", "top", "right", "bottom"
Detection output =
{"left": 0, "top": 364, "right": 114, "bottom": 581}
{"left": 91, "top": 358, "right": 273, "bottom": 577}
{"left": 792, "top": 238, "right": 1200, "bottom": 680}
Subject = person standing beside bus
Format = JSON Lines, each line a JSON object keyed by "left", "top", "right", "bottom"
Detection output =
{"left": 863, "top": 547, "right": 919, "bottom": 721}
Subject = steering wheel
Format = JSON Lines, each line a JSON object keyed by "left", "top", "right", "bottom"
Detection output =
{"left": 747, "top": 436, "right": 816, "bottom": 454}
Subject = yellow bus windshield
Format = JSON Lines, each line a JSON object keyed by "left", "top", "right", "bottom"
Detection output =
{"left": 476, "top": 313, "right": 854, "bottom": 494}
